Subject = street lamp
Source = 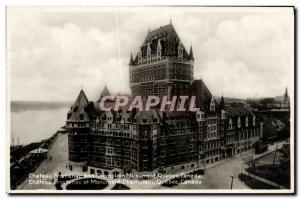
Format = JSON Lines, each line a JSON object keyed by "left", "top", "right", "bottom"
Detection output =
{"left": 273, "top": 145, "right": 278, "bottom": 165}
{"left": 230, "top": 175, "right": 235, "bottom": 189}
{"left": 241, "top": 162, "right": 244, "bottom": 174}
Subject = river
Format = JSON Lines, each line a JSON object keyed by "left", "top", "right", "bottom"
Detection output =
{"left": 10, "top": 102, "right": 70, "bottom": 146}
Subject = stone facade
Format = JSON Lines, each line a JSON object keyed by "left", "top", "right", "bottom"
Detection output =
{"left": 129, "top": 23, "right": 194, "bottom": 97}
{"left": 66, "top": 23, "right": 263, "bottom": 176}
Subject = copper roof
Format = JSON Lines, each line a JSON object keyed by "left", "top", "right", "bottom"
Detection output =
{"left": 67, "top": 89, "right": 90, "bottom": 122}
{"left": 189, "top": 79, "right": 212, "bottom": 111}
{"left": 141, "top": 23, "right": 189, "bottom": 57}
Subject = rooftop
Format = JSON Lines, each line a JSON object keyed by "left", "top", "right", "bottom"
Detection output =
{"left": 67, "top": 89, "right": 90, "bottom": 122}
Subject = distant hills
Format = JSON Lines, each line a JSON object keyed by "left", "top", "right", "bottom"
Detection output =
{"left": 11, "top": 94, "right": 285, "bottom": 113}
{"left": 273, "top": 95, "right": 286, "bottom": 102}
{"left": 215, "top": 94, "right": 285, "bottom": 104}
{"left": 215, "top": 96, "right": 248, "bottom": 105}
{"left": 11, "top": 101, "right": 72, "bottom": 112}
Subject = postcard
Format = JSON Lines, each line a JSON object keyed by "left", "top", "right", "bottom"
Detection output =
{"left": 6, "top": 6, "right": 295, "bottom": 194}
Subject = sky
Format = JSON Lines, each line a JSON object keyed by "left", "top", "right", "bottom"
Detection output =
{"left": 7, "top": 6, "right": 294, "bottom": 102}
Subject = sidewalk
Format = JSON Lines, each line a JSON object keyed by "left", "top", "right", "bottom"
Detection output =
{"left": 17, "top": 133, "right": 70, "bottom": 190}
{"left": 17, "top": 134, "right": 287, "bottom": 190}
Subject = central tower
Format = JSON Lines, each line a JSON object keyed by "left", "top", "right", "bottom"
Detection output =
{"left": 129, "top": 22, "right": 194, "bottom": 97}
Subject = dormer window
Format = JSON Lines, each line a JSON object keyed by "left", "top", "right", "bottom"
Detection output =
{"left": 238, "top": 117, "right": 241, "bottom": 128}
{"left": 147, "top": 44, "right": 151, "bottom": 62}
{"left": 229, "top": 118, "right": 232, "bottom": 129}
{"left": 178, "top": 42, "right": 183, "bottom": 60}
{"left": 80, "top": 114, "right": 84, "bottom": 120}
{"left": 210, "top": 97, "right": 215, "bottom": 112}
{"left": 157, "top": 39, "right": 162, "bottom": 60}
{"left": 221, "top": 110, "right": 226, "bottom": 119}
{"left": 138, "top": 50, "right": 142, "bottom": 64}
{"left": 196, "top": 111, "right": 204, "bottom": 122}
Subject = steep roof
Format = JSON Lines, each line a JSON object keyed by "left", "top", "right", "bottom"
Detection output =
{"left": 189, "top": 46, "right": 194, "bottom": 60}
{"left": 67, "top": 89, "right": 90, "bottom": 122}
{"left": 134, "top": 110, "right": 160, "bottom": 123}
{"left": 143, "top": 23, "right": 178, "bottom": 44}
{"left": 75, "top": 89, "right": 88, "bottom": 108}
{"left": 219, "top": 95, "right": 225, "bottom": 110}
{"left": 100, "top": 85, "right": 111, "bottom": 98}
{"left": 189, "top": 79, "right": 212, "bottom": 111}
{"left": 284, "top": 86, "right": 288, "bottom": 98}
{"left": 129, "top": 53, "right": 134, "bottom": 65}
{"left": 140, "top": 23, "right": 189, "bottom": 57}
{"left": 283, "top": 86, "right": 289, "bottom": 104}
{"left": 96, "top": 85, "right": 114, "bottom": 111}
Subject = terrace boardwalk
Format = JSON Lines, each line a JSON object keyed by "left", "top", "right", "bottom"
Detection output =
{"left": 18, "top": 133, "right": 69, "bottom": 190}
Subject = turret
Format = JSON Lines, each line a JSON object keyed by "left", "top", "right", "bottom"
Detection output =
{"left": 129, "top": 22, "right": 194, "bottom": 97}
{"left": 282, "top": 86, "right": 290, "bottom": 108}
{"left": 189, "top": 46, "right": 194, "bottom": 61}
{"left": 219, "top": 95, "right": 225, "bottom": 110}
{"left": 157, "top": 39, "right": 162, "bottom": 60}
{"left": 210, "top": 96, "right": 216, "bottom": 112}
{"left": 147, "top": 43, "right": 151, "bottom": 62}
{"left": 178, "top": 42, "right": 183, "bottom": 60}
{"left": 129, "top": 52, "right": 134, "bottom": 65}
{"left": 284, "top": 86, "right": 288, "bottom": 98}
{"left": 219, "top": 95, "right": 226, "bottom": 119}
{"left": 66, "top": 89, "right": 91, "bottom": 171}
{"left": 99, "top": 85, "right": 111, "bottom": 99}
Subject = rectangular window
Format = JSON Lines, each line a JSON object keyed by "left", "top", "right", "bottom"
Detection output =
{"left": 80, "top": 114, "right": 84, "bottom": 120}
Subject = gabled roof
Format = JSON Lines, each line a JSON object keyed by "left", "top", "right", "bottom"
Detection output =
{"left": 219, "top": 95, "right": 225, "bottom": 110}
{"left": 284, "top": 86, "right": 288, "bottom": 98}
{"left": 129, "top": 53, "right": 134, "bottom": 65}
{"left": 189, "top": 79, "right": 212, "bottom": 111}
{"left": 100, "top": 85, "right": 111, "bottom": 98}
{"left": 143, "top": 23, "right": 178, "bottom": 45}
{"left": 67, "top": 89, "right": 90, "bottom": 122}
{"left": 96, "top": 85, "right": 114, "bottom": 111}
{"left": 283, "top": 86, "right": 289, "bottom": 104}
{"left": 75, "top": 89, "right": 88, "bottom": 107}
{"left": 140, "top": 23, "right": 189, "bottom": 57}
{"left": 189, "top": 46, "right": 194, "bottom": 60}
{"left": 134, "top": 110, "right": 160, "bottom": 123}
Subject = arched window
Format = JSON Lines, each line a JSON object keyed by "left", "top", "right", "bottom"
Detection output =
{"left": 210, "top": 97, "right": 215, "bottom": 112}
{"left": 157, "top": 39, "right": 162, "bottom": 60}
{"left": 147, "top": 44, "right": 151, "bottom": 62}
{"left": 178, "top": 42, "right": 183, "bottom": 60}
{"left": 221, "top": 110, "right": 226, "bottom": 119}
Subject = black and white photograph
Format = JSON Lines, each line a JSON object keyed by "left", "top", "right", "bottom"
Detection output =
{"left": 6, "top": 6, "right": 294, "bottom": 194}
